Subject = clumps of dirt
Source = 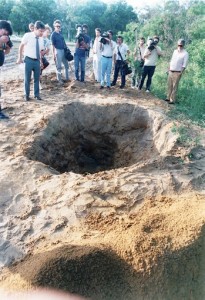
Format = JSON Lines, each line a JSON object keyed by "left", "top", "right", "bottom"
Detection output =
{"left": 1, "top": 195, "right": 205, "bottom": 299}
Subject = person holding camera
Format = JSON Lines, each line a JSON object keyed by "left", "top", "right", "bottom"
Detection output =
{"left": 0, "top": 20, "right": 13, "bottom": 65}
{"left": 51, "top": 20, "right": 69, "bottom": 85}
{"left": 100, "top": 32, "right": 115, "bottom": 89}
{"left": 131, "top": 37, "right": 146, "bottom": 88}
{"left": 17, "top": 21, "right": 46, "bottom": 101}
{"left": 74, "top": 25, "right": 90, "bottom": 83}
{"left": 165, "top": 39, "right": 189, "bottom": 104}
{"left": 138, "top": 36, "right": 162, "bottom": 92}
{"left": 82, "top": 24, "right": 91, "bottom": 58}
{"left": 111, "top": 36, "right": 130, "bottom": 89}
{"left": 93, "top": 28, "right": 102, "bottom": 83}
{"left": 0, "top": 20, "right": 13, "bottom": 119}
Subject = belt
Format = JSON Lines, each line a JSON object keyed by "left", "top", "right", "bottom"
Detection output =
{"left": 170, "top": 70, "right": 181, "bottom": 73}
{"left": 102, "top": 55, "right": 112, "bottom": 58}
{"left": 26, "top": 56, "right": 38, "bottom": 60}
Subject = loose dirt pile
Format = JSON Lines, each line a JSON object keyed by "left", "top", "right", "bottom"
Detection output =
{"left": 0, "top": 53, "right": 205, "bottom": 299}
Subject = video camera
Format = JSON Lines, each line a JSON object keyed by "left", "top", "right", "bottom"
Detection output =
{"left": 147, "top": 38, "right": 158, "bottom": 51}
{"left": 75, "top": 24, "right": 84, "bottom": 43}
{"left": 0, "top": 36, "right": 13, "bottom": 67}
{"left": 100, "top": 32, "right": 109, "bottom": 45}
{"left": 2, "top": 36, "right": 13, "bottom": 49}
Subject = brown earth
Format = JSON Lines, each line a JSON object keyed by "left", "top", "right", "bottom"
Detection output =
{"left": 0, "top": 44, "right": 205, "bottom": 299}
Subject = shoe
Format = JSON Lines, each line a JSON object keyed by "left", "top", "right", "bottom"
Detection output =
{"left": 164, "top": 98, "right": 170, "bottom": 102}
{"left": 145, "top": 89, "right": 150, "bottom": 93}
{"left": 100, "top": 86, "right": 104, "bottom": 89}
{"left": 120, "top": 85, "right": 125, "bottom": 89}
{"left": 107, "top": 86, "right": 111, "bottom": 89}
{"left": 131, "top": 85, "right": 135, "bottom": 89}
{"left": 0, "top": 112, "right": 9, "bottom": 119}
{"left": 168, "top": 101, "right": 175, "bottom": 105}
{"left": 24, "top": 96, "right": 30, "bottom": 101}
{"left": 111, "top": 82, "right": 116, "bottom": 86}
{"left": 34, "top": 96, "right": 42, "bottom": 100}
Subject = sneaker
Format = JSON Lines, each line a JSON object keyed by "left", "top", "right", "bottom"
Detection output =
{"left": 131, "top": 85, "right": 135, "bottom": 89}
{"left": 100, "top": 86, "right": 104, "bottom": 89}
{"left": 24, "top": 96, "right": 30, "bottom": 101}
{"left": 145, "top": 89, "right": 150, "bottom": 93}
{"left": 0, "top": 112, "right": 9, "bottom": 119}
{"left": 107, "top": 86, "right": 110, "bottom": 89}
{"left": 168, "top": 101, "right": 175, "bottom": 105}
{"left": 120, "top": 85, "right": 125, "bottom": 89}
{"left": 34, "top": 96, "right": 42, "bottom": 100}
{"left": 111, "top": 82, "right": 116, "bottom": 86}
{"left": 164, "top": 98, "right": 170, "bottom": 102}
{"left": 57, "top": 80, "right": 64, "bottom": 86}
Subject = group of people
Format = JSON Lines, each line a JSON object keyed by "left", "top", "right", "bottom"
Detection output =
{"left": 0, "top": 19, "right": 189, "bottom": 105}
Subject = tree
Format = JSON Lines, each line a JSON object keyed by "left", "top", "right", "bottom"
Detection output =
{"left": 0, "top": 0, "right": 15, "bottom": 21}
{"left": 10, "top": 0, "right": 58, "bottom": 34}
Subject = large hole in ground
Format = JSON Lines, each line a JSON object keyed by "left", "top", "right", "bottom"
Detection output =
{"left": 26, "top": 102, "right": 160, "bottom": 174}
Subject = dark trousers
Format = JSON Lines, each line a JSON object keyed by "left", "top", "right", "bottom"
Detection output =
{"left": 74, "top": 54, "right": 86, "bottom": 82}
{"left": 112, "top": 60, "right": 126, "bottom": 87}
{"left": 139, "top": 65, "right": 156, "bottom": 90}
{"left": 24, "top": 56, "right": 40, "bottom": 97}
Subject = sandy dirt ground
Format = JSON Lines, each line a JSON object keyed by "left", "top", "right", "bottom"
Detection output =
{"left": 0, "top": 42, "right": 205, "bottom": 299}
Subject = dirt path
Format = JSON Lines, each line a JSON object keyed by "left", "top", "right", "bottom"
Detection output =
{"left": 0, "top": 48, "right": 205, "bottom": 299}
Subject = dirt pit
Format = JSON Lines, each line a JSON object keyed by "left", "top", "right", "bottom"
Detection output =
{"left": 26, "top": 102, "right": 166, "bottom": 174}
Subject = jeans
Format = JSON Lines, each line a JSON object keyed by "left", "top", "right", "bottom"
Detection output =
{"left": 101, "top": 56, "right": 112, "bottom": 87}
{"left": 24, "top": 56, "right": 40, "bottom": 97}
{"left": 55, "top": 49, "right": 69, "bottom": 81}
{"left": 139, "top": 65, "right": 156, "bottom": 90}
{"left": 112, "top": 60, "right": 126, "bottom": 87}
{"left": 74, "top": 54, "right": 86, "bottom": 82}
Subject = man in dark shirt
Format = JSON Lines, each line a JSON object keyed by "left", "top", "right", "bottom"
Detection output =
{"left": 51, "top": 20, "right": 69, "bottom": 85}
{"left": 74, "top": 25, "right": 89, "bottom": 82}
{"left": 82, "top": 24, "right": 91, "bottom": 58}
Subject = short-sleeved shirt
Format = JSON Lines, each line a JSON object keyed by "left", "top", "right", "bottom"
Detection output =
{"left": 144, "top": 46, "right": 162, "bottom": 66}
{"left": 169, "top": 49, "right": 189, "bottom": 71}
{"left": 21, "top": 32, "right": 44, "bottom": 59}
{"left": 114, "top": 43, "right": 129, "bottom": 60}
{"left": 51, "top": 31, "right": 65, "bottom": 50}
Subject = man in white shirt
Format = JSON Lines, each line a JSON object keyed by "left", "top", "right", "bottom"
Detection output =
{"left": 138, "top": 36, "right": 162, "bottom": 92}
{"left": 17, "top": 21, "right": 45, "bottom": 101}
{"left": 111, "top": 36, "right": 130, "bottom": 89}
{"left": 165, "top": 39, "right": 189, "bottom": 104}
{"left": 93, "top": 28, "right": 102, "bottom": 83}
{"left": 100, "top": 32, "right": 115, "bottom": 89}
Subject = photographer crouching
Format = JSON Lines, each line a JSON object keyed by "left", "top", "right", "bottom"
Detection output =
{"left": 138, "top": 36, "right": 162, "bottom": 93}
{"left": 99, "top": 32, "right": 115, "bottom": 89}
{"left": 74, "top": 24, "right": 90, "bottom": 83}
{"left": 0, "top": 20, "right": 13, "bottom": 119}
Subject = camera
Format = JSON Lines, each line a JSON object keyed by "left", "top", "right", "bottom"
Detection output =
{"left": 147, "top": 38, "right": 158, "bottom": 51}
{"left": 75, "top": 24, "right": 84, "bottom": 43}
{"left": 100, "top": 32, "right": 109, "bottom": 45}
{"left": 1, "top": 35, "right": 13, "bottom": 50}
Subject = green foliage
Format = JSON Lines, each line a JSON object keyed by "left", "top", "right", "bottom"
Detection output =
{"left": 9, "top": 0, "right": 58, "bottom": 33}
{"left": 124, "top": 0, "right": 205, "bottom": 127}
{"left": 0, "top": 0, "right": 15, "bottom": 20}
{"left": 171, "top": 123, "right": 201, "bottom": 146}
